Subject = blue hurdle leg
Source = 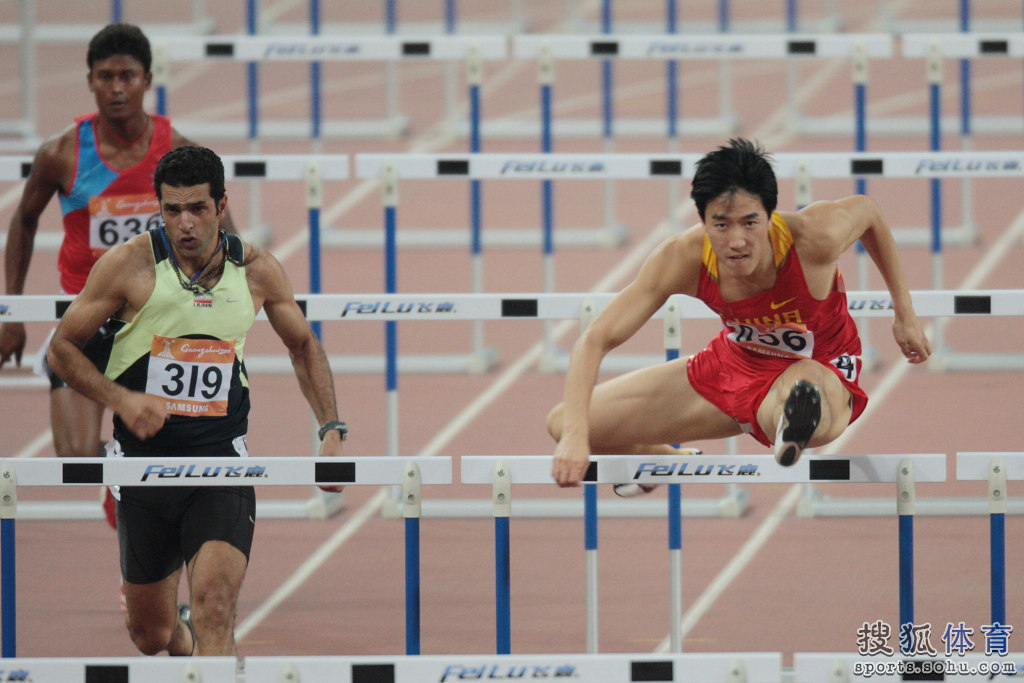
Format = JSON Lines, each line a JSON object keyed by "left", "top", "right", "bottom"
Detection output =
{"left": 896, "top": 460, "right": 916, "bottom": 654}
{"left": 405, "top": 517, "right": 420, "bottom": 655}
{"left": 584, "top": 483, "right": 598, "bottom": 653}
{"left": 495, "top": 516, "right": 511, "bottom": 654}
{"left": 1, "top": 518, "right": 14, "bottom": 657}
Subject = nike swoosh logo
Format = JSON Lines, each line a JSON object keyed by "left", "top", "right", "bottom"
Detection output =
{"left": 770, "top": 298, "right": 796, "bottom": 310}
{"left": 227, "top": 298, "right": 240, "bottom": 303}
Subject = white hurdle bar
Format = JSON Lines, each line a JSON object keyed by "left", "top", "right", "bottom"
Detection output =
{"left": 0, "top": 456, "right": 451, "bottom": 489}
{"left": 0, "top": 457, "right": 449, "bottom": 657}
{"left": 497, "top": 33, "right": 892, "bottom": 140}
{"left": 0, "top": 658, "right": 237, "bottom": 682}
{"left": 461, "top": 454, "right": 945, "bottom": 655}
{"left": 152, "top": 34, "right": 508, "bottom": 141}
{"left": 0, "top": 154, "right": 350, "bottom": 252}
{"left": 355, "top": 150, "right": 1024, "bottom": 181}
{"left": 0, "top": 456, "right": 451, "bottom": 520}
{"left": 902, "top": 33, "right": 1024, "bottom": 136}
{"left": 4, "top": 288, "right": 1022, "bottom": 376}
{"left": 460, "top": 454, "right": 948, "bottom": 487}
{"left": 6, "top": 288, "right": 1024, "bottom": 323}
{"left": 0, "top": 653, "right": 781, "bottom": 683}
{"left": 244, "top": 653, "right": 781, "bottom": 683}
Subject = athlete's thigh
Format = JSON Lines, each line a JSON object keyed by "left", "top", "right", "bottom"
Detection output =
{"left": 187, "top": 539, "right": 248, "bottom": 601}
{"left": 587, "top": 358, "right": 740, "bottom": 449}
{"left": 118, "top": 486, "right": 188, "bottom": 584}
{"left": 124, "top": 567, "right": 182, "bottom": 631}
{"left": 180, "top": 486, "right": 255, "bottom": 567}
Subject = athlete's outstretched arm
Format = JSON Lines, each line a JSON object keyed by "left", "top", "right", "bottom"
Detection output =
{"left": 254, "top": 247, "right": 344, "bottom": 489}
{"left": 551, "top": 228, "right": 703, "bottom": 487}
{"left": 1, "top": 133, "right": 69, "bottom": 369}
{"left": 835, "top": 196, "right": 930, "bottom": 363}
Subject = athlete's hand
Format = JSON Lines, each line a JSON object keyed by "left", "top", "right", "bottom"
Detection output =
{"left": 892, "top": 311, "right": 931, "bottom": 364}
{"left": 0, "top": 322, "right": 26, "bottom": 370}
{"left": 117, "top": 392, "right": 169, "bottom": 441}
{"left": 552, "top": 438, "right": 592, "bottom": 488}
{"left": 317, "top": 433, "right": 345, "bottom": 493}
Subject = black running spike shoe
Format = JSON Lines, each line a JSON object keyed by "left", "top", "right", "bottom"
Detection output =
{"left": 774, "top": 381, "right": 821, "bottom": 467}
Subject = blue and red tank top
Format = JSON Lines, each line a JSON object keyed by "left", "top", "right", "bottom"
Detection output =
{"left": 57, "top": 113, "right": 172, "bottom": 294}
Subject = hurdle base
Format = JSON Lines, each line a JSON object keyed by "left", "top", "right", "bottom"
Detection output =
{"left": 174, "top": 117, "right": 411, "bottom": 141}
{"left": 245, "top": 349, "right": 500, "bottom": 375}
{"left": 797, "top": 491, "right": 1024, "bottom": 517}
{"left": 412, "top": 490, "right": 750, "bottom": 519}
{"left": 321, "top": 224, "right": 629, "bottom": 249}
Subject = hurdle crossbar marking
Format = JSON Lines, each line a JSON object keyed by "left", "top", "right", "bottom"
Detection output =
{"left": 0, "top": 657, "right": 238, "bottom": 681}
{"left": 158, "top": 34, "right": 509, "bottom": 62}
{"left": 513, "top": 34, "right": 894, "bottom": 60}
{"left": 355, "top": 151, "right": 1024, "bottom": 181}
{"left": 460, "top": 455, "right": 947, "bottom": 486}
{"left": 3, "top": 457, "right": 452, "bottom": 488}
{"left": 902, "top": 33, "right": 1024, "bottom": 58}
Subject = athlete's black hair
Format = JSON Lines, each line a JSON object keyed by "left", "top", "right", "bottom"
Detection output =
{"left": 87, "top": 23, "right": 152, "bottom": 74}
{"left": 690, "top": 138, "right": 778, "bottom": 220}
{"left": 154, "top": 146, "right": 226, "bottom": 202}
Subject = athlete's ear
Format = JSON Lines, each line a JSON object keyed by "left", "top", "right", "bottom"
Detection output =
{"left": 216, "top": 195, "right": 228, "bottom": 218}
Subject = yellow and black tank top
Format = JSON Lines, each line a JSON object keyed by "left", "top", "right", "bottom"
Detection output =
{"left": 103, "top": 229, "right": 255, "bottom": 449}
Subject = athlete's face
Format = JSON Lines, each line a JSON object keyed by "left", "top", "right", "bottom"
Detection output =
{"left": 159, "top": 183, "right": 227, "bottom": 267}
{"left": 87, "top": 54, "right": 151, "bottom": 122}
{"left": 702, "top": 190, "right": 772, "bottom": 279}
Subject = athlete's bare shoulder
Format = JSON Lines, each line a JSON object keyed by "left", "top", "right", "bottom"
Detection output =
{"left": 638, "top": 222, "right": 705, "bottom": 297}
{"left": 29, "top": 123, "right": 80, "bottom": 191}
{"left": 781, "top": 200, "right": 856, "bottom": 263}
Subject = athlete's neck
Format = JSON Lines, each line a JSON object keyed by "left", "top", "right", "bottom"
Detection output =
{"left": 97, "top": 113, "right": 152, "bottom": 149}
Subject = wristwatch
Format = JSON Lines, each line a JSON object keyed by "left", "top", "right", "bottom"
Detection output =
{"left": 317, "top": 420, "right": 348, "bottom": 441}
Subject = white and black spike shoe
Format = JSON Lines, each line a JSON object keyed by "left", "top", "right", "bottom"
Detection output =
{"left": 774, "top": 381, "right": 821, "bottom": 467}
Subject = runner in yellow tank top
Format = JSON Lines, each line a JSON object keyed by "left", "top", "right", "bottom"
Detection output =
{"left": 48, "top": 146, "right": 347, "bottom": 658}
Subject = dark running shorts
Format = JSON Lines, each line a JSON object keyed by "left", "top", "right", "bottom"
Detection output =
{"left": 114, "top": 438, "right": 256, "bottom": 584}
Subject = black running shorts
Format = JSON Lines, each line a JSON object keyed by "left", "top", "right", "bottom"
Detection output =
{"left": 115, "top": 439, "right": 256, "bottom": 584}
